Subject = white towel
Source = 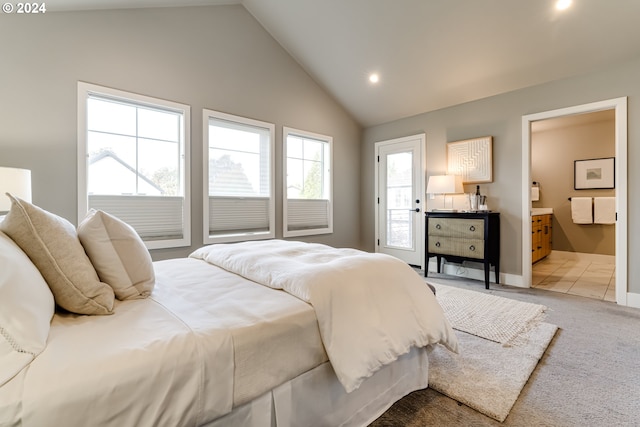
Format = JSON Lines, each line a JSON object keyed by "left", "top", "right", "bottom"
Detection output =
{"left": 594, "top": 197, "right": 616, "bottom": 224}
{"left": 571, "top": 197, "right": 593, "bottom": 224}
{"left": 531, "top": 187, "right": 540, "bottom": 201}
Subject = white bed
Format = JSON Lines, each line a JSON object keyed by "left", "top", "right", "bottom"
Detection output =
{"left": 0, "top": 196, "right": 457, "bottom": 427}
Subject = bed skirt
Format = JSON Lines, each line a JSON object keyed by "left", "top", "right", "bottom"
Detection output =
{"left": 206, "top": 346, "right": 429, "bottom": 427}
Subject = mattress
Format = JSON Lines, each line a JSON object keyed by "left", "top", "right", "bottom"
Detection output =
{"left": 0, "top": 257, "right": 327, "bottom": 427}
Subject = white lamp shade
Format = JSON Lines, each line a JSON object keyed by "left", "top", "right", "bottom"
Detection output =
{"left": 0, "top": 167, "right": 32, "bottom": 212}
{"left": 426, "top": 174, "right": 463, "bottom": 195}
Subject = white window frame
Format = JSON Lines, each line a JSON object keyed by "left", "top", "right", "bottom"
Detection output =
{"left": 203, "top": 109, "right": 275, "bottom": 244}
{"left": 77, "top": 82, "right": 191, "bottom": 250}
{"left": 283, "top": 126, "right": 333, "bottom": 237}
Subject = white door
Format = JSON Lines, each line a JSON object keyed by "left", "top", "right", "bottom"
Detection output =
{"left": 375, "top": 134, "right": 425, "bottom": 268}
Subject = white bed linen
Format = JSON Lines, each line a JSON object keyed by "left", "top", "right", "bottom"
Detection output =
{"left": 0, "top": 258, "right": 326, "bottom": 427}
{"left": 191, "top": 239, "right": 458, "bottom": 393}
{"left": 152, "top": 258, "right": 327, "bottom": 406}
{"left": 1, "top": 294, "right": 233, "bottom": 427}
{"left": 204, "top": 346, "right": 430, "bottom": 427}
{"left": 272, "top": 346, "right": 430, "bottom": 427}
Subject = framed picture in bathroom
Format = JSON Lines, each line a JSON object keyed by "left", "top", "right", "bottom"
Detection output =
{"left": 574, "top": 157, "right": 615, "bottom": 189}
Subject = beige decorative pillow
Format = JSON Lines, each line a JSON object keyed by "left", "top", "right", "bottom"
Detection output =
{"left": 0, "top": 194, "right": 114, "bottom": 315}
{"left": 78, "top": 209, "right": 155, "bottom": 300}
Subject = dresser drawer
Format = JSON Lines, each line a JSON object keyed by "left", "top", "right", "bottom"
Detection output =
{"left": 428, "top": 237, "right": 485, "bottom": 259}
{"left": 428, "top": 218, "right": 485, "bottom": 239}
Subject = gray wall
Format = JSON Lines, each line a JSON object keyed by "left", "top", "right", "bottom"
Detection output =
{"left": 362, "top": 57, "right": 640, "bottom": 292}
{"left": 0, "top": 5, "right": 362, "bottom": 259}
{"left": 532, "top": 118, "right": 615, "bottom": 255}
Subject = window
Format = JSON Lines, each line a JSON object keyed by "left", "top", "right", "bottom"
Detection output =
{"left": 283, "top": 127, "right": 333, "bottom": 237}
{"left": 204, "top": 110, "right": 275, "bottom": 244}
{"left": 77, "top": 82, "right": 190, "bottom": 249}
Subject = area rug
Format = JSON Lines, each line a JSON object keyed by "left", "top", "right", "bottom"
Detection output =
{"left": 428, "top": 283, "right": 558, "bottom": 422}
{"left": 433, "top": 283, "right": 548, "bottom": 345}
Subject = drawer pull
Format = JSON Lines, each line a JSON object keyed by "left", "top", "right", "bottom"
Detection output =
{"left": 469, "top": 245, "right": 476, "bottom": 251}
{"left": 435, "top": 242, "right": 441, "bottom": 247}
{"left": 435, "top": 224, "right": 442, "bottom": 230}
{"left": 469, "top": 225, "right": 476, "bottom": 232}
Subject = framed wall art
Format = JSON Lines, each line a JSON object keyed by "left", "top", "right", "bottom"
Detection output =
{"left": 574, "top": 157, "right": 615, "bottom": 190}
{"left": 447, "top": 136, "right": 493, "bottom": 184}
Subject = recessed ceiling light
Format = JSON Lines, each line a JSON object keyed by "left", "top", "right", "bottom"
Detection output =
{"left": 555, "top": 0, "right": 572, "bottom": 10}
{"left": 369, "top": 73, "right": 380, "bottom": 84}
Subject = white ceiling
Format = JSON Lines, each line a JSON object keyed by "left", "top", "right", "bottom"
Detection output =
{"left": 44, "top": 0, "right": 640, "bottom": 127}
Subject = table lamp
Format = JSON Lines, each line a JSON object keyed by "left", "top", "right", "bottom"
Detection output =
{"left": 0, "top": 167, "right": 32, "bottom": 215}
{"left": 426, "top": 174, "right": 463, "bottom": 211}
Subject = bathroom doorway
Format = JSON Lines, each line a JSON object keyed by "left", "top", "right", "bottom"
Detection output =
{"left": 531, "top": 110, "right": 616, "bottom": 301}
{"left": 521, "top": 98, "right": 628, "bottom": 306}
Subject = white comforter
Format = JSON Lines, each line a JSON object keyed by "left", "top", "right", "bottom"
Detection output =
{"left": 190, "top": 239, "right": 458, "bottom": 392}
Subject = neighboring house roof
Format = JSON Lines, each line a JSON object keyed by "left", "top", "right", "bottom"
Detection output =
{"left": 209, "top": 156, "right": 255, "bottom": 196}
{"left": 89, "top": 150, "right": 164, "bottom": 195}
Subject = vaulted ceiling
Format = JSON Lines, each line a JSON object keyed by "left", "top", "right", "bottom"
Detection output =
{"left": 43, "top": 0, "right": 640, "bottom": 126}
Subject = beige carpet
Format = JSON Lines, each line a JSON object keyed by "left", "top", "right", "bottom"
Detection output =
{"left": 371, "top": 277, "right": 640, "bottom": 426}
{"left": 428, "top": 283, "right": 558, "bottom": 422}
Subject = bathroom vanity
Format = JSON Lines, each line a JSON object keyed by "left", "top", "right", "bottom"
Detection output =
{"left": 532, "top": 208, "right": 553, "bottom": 263}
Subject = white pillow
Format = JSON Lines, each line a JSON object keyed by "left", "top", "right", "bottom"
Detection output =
{"left": 0, "top": 231, "right": 55, "bottom": 387}
{"left": 0, "top": 194, "right": 114, "bottom": 315}
{"left": 78, "top": 209, "right": 155, "bottom": 300}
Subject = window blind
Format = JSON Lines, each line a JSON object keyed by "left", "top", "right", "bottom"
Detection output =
{"left": 286, "top": 199, "right": 330, "bottom": 231}
{"left": 209, "top": 196, "right": 270, "bottom": 234}
{"left": 88, "top": 195, "right": 183, "bottom": 240}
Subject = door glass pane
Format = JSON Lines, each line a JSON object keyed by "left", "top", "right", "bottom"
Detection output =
{"left": 386, "top": 151, "right": 413, "bottom": 249}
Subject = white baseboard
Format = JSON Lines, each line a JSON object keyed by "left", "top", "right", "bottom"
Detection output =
{"left": 625, "top": 292, "right": 640, "bottom": 309}
{"left": 426, "top": 260, "right": 525, "bottom": 288}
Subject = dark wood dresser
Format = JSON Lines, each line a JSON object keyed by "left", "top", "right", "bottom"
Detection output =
{"left": 425, "top": 211, "right": 500, "bottom": 289}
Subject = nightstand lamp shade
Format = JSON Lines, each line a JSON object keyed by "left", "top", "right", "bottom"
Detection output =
{"left": 0, "top": 167, "right": 32, "bottom": 213}
{"left": 427, "top": 174, "right": 463, "bottom": 210}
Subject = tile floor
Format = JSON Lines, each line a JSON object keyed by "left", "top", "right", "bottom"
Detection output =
{"left": 532, "top": 253, "right": 616, "bottom": 302}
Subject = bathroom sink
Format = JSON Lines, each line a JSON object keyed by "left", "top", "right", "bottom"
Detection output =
{"left": 531, "top": 207, "right": 553, "bottom": 215}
